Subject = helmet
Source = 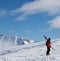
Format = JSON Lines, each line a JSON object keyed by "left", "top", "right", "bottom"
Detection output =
{"left": 48, "top": 38, "right": 50, "bottom": 40}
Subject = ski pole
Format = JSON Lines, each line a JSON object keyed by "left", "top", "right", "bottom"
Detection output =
{"left": 51, "top": 47, "right": 54, "bottom": 49}
{"left": 51, "top": 47, "right": 55, "bottom": 51}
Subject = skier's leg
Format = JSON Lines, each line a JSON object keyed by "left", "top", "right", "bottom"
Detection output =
{"left": 46, "top": 47, "right": 49, "bottom": 55}
{"left": 48, "top": 47, "right": 50, "bottom": 55}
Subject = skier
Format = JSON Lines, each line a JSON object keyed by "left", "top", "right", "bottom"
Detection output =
{"left": 43, "top": 35, "right": 51, "bottom": 55}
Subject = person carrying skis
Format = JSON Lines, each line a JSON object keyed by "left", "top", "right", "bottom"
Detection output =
{"left": 43, "top": 35, "right": 51, "bottom": 55}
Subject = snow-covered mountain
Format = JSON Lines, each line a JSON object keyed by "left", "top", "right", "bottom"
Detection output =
{"left": 0, "top": 39, "right": 60, "bottom": 61}
{"left": 0, "top": 35, "right": 34, "bottom": 51}
{"left": 23, "top": 38, "right": 34, "bottom": 44}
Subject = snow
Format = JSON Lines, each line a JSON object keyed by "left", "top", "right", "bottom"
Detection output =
{"left": 0, "top": 35, "right": 34, "bottom": 51}
{"left": 0, "top": 39, "right": 60, "bottom": 61}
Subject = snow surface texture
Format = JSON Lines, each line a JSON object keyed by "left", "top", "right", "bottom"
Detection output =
{"left": 0, "top": 35, "right": 34, "bottom": 51}
{"left": 0, "top": 38, "right": 60, "bottom": 61}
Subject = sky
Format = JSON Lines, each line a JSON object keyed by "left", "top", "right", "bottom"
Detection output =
{"left": 0, "top": 0, "right": 60, "bottom": 41}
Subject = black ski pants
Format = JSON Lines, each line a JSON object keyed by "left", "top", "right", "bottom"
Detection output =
{"left": 46, "top": 47, "right": 50, "bottom": 55}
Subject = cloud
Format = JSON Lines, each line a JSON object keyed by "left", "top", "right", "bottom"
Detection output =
{"left": 48, "top": 16, "right": 60, "bottom": 29}
{"left": 15, "top": 14, "right": 27, "bottom": 21}
{"left": 0, "top": 8, "right": 7, "bottom": 17}
{"left": 20, "top": 0, "right": 60, "bottom": 15}
{"left": 10, "top": 0, "right": 60, "bottom": 21}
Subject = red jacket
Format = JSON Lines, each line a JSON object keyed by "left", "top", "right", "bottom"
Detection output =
{"left": 46, "top": 42, "right": 51, "bottom": 47}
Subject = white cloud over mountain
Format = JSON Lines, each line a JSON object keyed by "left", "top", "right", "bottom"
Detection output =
{"left": 9, "top": 0, "right": 60, "bottom": 29}
{"left": 48, "top": 16, "right": 60, "bottom": 29}
{"left": 10, "top": 0, "right": 60, "bottom": 21}
{"left": 1, "top": 0, "right": 60, "bottom": 29}
{"left": 20, "top": 0, "right": 60, "bottom": 15}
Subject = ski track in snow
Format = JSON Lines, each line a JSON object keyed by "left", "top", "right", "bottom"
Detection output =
{"left": 0, "top": 40, "right": 60, "bottom": 61}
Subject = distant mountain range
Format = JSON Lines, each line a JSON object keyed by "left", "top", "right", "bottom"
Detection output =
{"left": 0, "top": 35, "right": 34, "bottom": 51}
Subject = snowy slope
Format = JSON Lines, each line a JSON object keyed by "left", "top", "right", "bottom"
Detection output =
{"left": 0, "top": 35, "right": 34, "bottom": 51}
{"left": 0, "top": 40, "right": 60, "bottom": 61}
